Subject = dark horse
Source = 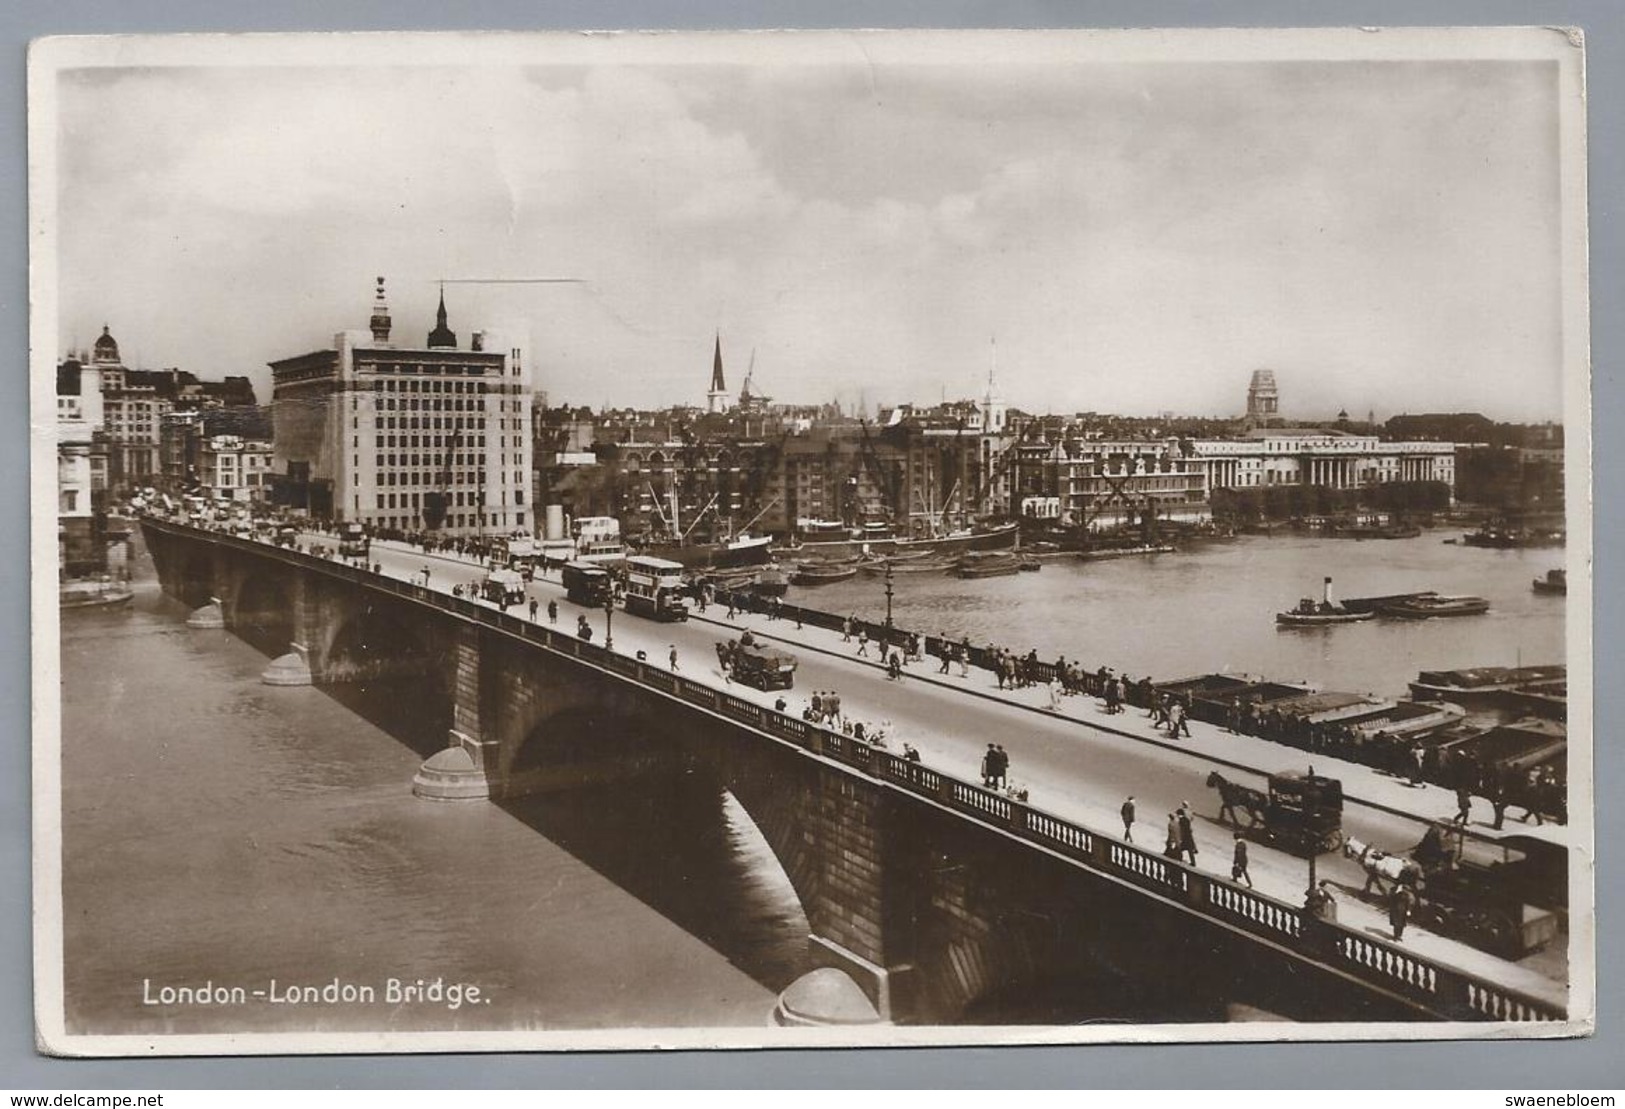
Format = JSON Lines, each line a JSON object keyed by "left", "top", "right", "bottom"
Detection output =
{"left": 1206, "top": 771, "right": 1267, "bottom": 828}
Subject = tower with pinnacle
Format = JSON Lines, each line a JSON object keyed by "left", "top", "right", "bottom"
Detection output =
{"left": 706, "top": 333, "right": 730, "bottom": 414}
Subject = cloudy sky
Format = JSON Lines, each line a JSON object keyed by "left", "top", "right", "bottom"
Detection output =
{"left": 52, "top": 41, "right": 1569, "bottom": 420}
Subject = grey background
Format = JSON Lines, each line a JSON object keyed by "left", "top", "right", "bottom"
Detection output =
{"left": 4, "top": 0, "right": 1617, "bottom": 1090}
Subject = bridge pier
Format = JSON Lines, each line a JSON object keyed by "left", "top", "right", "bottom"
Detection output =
{"left": 185, "top": 597, "right": 225, "bottom": 629}
{"left": 412, "top": 730, "right": 493, "bottom": 801}
{"left": 138, "top": 518, "right": 1569, "bottom": 1027}
{"left": 414, "top": 626, "right": 497, "bottom": 801}
{"left": 773, "top": 967, "right": 885, "bottom": 1027}
{"left": 261, "top": 642, "right": 314, "bottom": 686}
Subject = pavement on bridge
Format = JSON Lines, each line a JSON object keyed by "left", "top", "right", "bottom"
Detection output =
{"left": 316, "top": 533, "right": 1569, "bottom": 1009}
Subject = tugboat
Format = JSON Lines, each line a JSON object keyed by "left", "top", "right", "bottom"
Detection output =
{"left": 1532, "top": 568, "right": 1567, "bottom": 595}
{"left": 1275, "top": 577, "right": 1375, "bottom": 626}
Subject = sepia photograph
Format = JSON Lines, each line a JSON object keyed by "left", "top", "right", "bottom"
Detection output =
{"left": 29, "top": 27, "right": 1593, "bottom": 1055}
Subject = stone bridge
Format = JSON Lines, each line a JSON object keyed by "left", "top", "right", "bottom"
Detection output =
{"left": 140, "top": 517, "right": 1565, "bottom": 1027}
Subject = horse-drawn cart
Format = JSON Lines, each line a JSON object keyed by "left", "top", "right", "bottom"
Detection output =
{"left": 1206, "top": 770, "right": 1344, "bottom": 855}
{"left": 1265, "top": 772, "right": 1344, "bottom": 855}
{"left": 1344, "top": 825, "right": 1562, "bottom": 958}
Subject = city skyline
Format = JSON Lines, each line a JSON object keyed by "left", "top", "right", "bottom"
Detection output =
{"left": 53, "top": 36, "right": 1569, "bottom": 423}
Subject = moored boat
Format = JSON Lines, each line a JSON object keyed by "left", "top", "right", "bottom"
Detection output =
{"left": 60, "top": 580, "right": 134, "bottom": 609}
{"left": 1333, "top": 523, "right": 1422, "bottom": 540}
{"left": 750, "top": 566, "right": 791, "bottom": 596}
{"left": 773, "top": 520, "right": 1020, "bottom": 561}
{"left": 1409, "top": 665, "right": 1566, "bottom": 707}
{"left": 955, "top": 551, "right": 1021, "bottom": 579}
{"left": 791, "top": 563, "right": 859, "bottom": 586}
{"left": 1532, "top": 569, "right": 1567, "bottom": 595}
{"left": 1076, "top": 544, "right": 1176, "bottom": 561}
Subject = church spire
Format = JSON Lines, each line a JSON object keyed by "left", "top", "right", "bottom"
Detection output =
{"left": 706, "top": 332, "right": 729, "bottom": 414}
{"left": 427, "top": 283, "right": 457, "bottom": 349}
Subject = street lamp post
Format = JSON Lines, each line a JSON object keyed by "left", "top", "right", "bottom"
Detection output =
{"left": 604, "top": 591, "right": 615, "bottom": 651}
{"left": 883, "top": 559, "right": 895, "bottom": 631}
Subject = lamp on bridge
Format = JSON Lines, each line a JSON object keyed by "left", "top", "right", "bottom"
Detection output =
{"left": 883, "top": 559, "right": 895, "bottom": 631}
{"left": 603, "top": 591, "right": 615, "bottom": 651}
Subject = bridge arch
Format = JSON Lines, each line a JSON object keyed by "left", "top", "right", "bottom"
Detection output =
{"left": 322, "top": 600, "right": 440, "bottom": 682}
{"left": 231, "top": 570, "right": 296, "bottom": 657}
{"left": 175, "top": 547, "right": 217, "bottom": 609}
{"left": 497, "top": 703, "right": 815, "bottom": 995}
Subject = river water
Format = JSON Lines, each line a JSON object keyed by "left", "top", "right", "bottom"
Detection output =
{"left": 798, "top": 530, "right": 1567, "bottom": 700}
{"left": 60, "top": 543, "right": 806, "bottom": 1036}
{"left": 58, "top": 527, "right": 1567, "bottom": 1035}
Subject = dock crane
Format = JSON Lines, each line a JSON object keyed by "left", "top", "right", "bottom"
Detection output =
{"left": 854, "top": 419, "right": 902, "bottom": 526}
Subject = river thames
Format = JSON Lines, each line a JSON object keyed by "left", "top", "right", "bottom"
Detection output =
{"left": 798, "top": 530, "right": 1566, "bottom": 702}
{"left": 58, "top": 526, "right": 1566, "bottom": 1034}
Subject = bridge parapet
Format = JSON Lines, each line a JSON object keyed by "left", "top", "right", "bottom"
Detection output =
{"left": 138, "top": 516, "right": 1568, "bottom": 1026}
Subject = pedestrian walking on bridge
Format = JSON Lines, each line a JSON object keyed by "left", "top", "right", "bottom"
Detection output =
{"left": 1231, "top": 834, "right": 1253, "bottom": 888}
{"left": 669, "top": 645, "right": 680, "bottom": 672}
{"left": 1389, "top": 883, "right": 1418, "bottom": 941}
{"left": 1177, "top": 804, "right": 1198, "bottom": 865}
{"left": 529, "top": 597, "right": 539, "bottom": 622}
{"left": 842, "top": 616, "right": 854, "bottom": 642}
{"left": 857, "top": 629, "right": 870, "bottom": 657}
{"left": 547, "top": 599, "right": 558, "bottom": 625}
{"left": 1168, "top": 699, "right": 1192, "bottom": 739}
{"left": 1121, "top": 796, "right": 1136, "bottom": 843}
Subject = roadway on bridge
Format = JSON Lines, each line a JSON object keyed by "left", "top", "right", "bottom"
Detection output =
{"left": 318, "top": 534, "right": 1567, "bottom": 1008}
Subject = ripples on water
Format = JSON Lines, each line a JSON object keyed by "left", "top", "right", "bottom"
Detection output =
{"left": 56, "top": 531, "right": 1568, "bottom": 1034}
{"left": 798, "top": 532, "right": 1566, "bottom": 697}
{"left": 60, "top": 569, "right": 803, "bottom": 1035}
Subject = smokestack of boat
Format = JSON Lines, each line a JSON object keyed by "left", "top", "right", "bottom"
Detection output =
{"left": 1323, "top": 576, "right": 1335, "bottom": 607}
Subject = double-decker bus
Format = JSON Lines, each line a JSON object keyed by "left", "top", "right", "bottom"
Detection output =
{"left": 623, "top": 555, "right": 688, "bottom": 621}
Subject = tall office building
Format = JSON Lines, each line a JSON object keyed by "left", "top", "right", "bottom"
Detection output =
{"left": 270, "top": 278, "right": 534, "bottom": 536}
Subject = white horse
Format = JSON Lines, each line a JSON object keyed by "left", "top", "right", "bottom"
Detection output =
{"left": 1343, "top": 836, "right": 1422, "bottom": 897}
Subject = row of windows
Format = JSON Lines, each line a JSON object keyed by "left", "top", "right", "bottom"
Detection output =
{"left": 365, "top": 453, "right": 517, "bottom": 470}
{"left": 356, "top": 414, "right": 524, "bottom": 430}
{"left": 371, "top": 491, "right": 519, "bottom": 510}
{"left": 370, "top": 377, "right": 489, "bottom": 393}
{"left": 367, "top": 434, "right": 524, "bottom": 450}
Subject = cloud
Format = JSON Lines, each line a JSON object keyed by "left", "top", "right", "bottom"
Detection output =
{"left": 53, "top": 55, "right": 1565, "bottom": 421}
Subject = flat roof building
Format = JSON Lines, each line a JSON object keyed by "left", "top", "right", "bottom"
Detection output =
{"left": 270, "top": 278, "right": 534, "bottom": 537}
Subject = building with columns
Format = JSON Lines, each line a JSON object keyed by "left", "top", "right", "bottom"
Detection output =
{"left": 1186, "top": 431, "right": 1456, "bottom": 498}
{"left": 270, "top": 278, "right": 535, "bottom": 537}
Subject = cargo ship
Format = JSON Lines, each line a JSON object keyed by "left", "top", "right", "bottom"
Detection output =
{"left": 774, "top": 519, "right": 1019, "bottom": 562}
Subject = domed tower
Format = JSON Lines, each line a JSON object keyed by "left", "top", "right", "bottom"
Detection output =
{"left": 91, "top": 324, "right": 120, "bottom": 366}
{"left": 1246, "top": 369, "right": 1280, "bottom": 423}
{"left": 369, "top": 276, "right": 392, "bottom": 343}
